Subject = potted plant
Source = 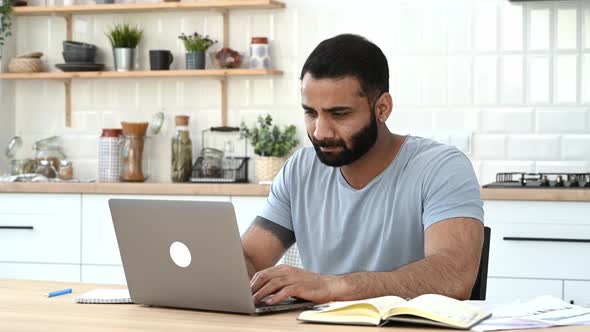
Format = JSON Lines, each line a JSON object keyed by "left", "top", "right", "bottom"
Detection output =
{"left": 0, "top": 0, "right": 13, "bottom": 51}
{"left": 241, "top": 114, "right": 299, "bottom": 183}
{"left": 106, "top": 24, "right": 143, "bottom": 72}
{"left": 178, "top": 32, "right": 216, "bottom": 70}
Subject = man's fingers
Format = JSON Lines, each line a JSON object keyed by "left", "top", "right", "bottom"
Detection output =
{"left": 253, "top": 275, "right": 291, "bottom": 303}
{"left": 266, "top": 285, "right": 299, "bottom": 305}
{"left": 250, "top": 268, "right": 279, "bottom": 293}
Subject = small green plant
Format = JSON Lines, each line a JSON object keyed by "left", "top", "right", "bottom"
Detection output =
{"left": 240, "top": 114, "right": 299, "bottom": 157}
{"left": 178, "top": 32, "right": 216, "bottom": 53}
{"left": 0, "top": 0, "right": 13, "bottom": 48}
{"left": 106, "top": 24, "right": 143, "bottom": 48}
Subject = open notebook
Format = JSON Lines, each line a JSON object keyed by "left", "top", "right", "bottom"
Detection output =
{"left": 298, "top": 294, "right": 491, "bottom": 329}
{"left": 74, "top": 289, "right": 133, "bottom": 304}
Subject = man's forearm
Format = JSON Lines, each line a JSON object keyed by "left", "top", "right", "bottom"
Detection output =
{"left": 243, "top": 252, "right": 257, "bottom": 279}
{"left": 332, "top": 253, "right": 477, "bottom": 301}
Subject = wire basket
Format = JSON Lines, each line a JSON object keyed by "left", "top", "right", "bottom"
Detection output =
{"left": 189, "top": 127, "right": 249, "bottom": 183}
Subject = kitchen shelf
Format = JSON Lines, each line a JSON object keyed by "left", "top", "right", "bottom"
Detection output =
{"left": 12, "top": 0, "right": 285, "bottom": 16}
{"left": 0, "top": 69, "right": 283, "bottom": 80}
{"left": 3, "top": 0, "right": 285, "bottom": 127}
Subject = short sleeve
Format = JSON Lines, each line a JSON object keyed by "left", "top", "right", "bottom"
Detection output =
{"left": 258, "top": 155, "right": 295, "bottom": 231}
{"left": 421, "top": 150, "right": 484, "bottom": 230}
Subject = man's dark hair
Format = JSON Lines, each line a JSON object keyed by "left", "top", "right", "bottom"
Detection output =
{"left": 300, "top": 34, "right": 389, "bottom": 104}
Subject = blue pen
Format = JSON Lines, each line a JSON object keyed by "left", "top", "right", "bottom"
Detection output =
{"left": 46, "top": 288, "right": 72, "bottom": 298}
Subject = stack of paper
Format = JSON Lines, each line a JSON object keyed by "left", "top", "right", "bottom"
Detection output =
{"left": 470, "top": 295, "right": 590, "bottom": 331}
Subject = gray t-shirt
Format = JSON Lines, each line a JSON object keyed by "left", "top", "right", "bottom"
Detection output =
{"left": 259, "top": 136, "right": 484, "bottom": 275}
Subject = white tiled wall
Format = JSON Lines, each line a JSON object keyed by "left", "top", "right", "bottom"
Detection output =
{"left": 1, "top": 0, "right": 590, "bottom": 184}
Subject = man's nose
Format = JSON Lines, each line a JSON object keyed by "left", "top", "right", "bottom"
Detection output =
{"left": 313, "top": 115, "right": 335, "bottom": 142}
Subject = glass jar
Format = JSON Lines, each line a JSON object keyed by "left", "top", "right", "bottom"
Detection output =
{"left": 10, "top": 159, "right": 37, "bottom": 175}
{"left": 199, "top": 147, "right": 223, "bottom": 178}
{"left": 120, "top": 134, "right": 150, "bottom": 182}
{"left": 33, "top": 136, "right": 66, "bottom": 172}
{"left": 58, "top": 160, "right": 74, "bottom": 180}
{"left": 171, "top": 115, "right": 192, "bottom": 183}
{"left": 35, "top": 159, "right": 57, "bottom": 178}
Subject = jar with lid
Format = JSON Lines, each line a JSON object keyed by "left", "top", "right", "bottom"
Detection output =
{"left": 98, "top": 128, "right": 123, "bottom": 182}
{"left": 58, "top": 160, "right": 74, "bottom": 180}
{"left": 33, "top": 136, "right": 66, "bottom": 173}
{"left": 171, "top": 115, "right": 193, "bottom": 183}
{"left": 198, "top": 147, "right": 224, "bottom": 178}
{"left": 35, "top": 159, "right": 57, "bottom": 178}
{"left": 249, "top": 37, "right": 271, "bottom": 69}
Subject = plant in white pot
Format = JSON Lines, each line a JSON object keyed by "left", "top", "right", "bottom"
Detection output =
{"left": 178, "top": 32, "right": 216, "bottom": 70}
{"left": 241, "top": 114, "right": 299, "bottom": 183}
{"left": 106, "top": 24, "right": 143, "bottom": 72}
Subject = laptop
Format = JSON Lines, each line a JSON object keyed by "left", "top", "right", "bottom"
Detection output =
{"left": 108, "top": 199, "right": 314, "bottom": 314}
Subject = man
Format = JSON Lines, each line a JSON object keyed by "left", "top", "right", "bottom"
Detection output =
{"left": 242, "top": 34, "right": 484, "bottom": 306}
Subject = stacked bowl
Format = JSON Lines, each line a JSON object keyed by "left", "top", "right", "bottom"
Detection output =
{"left": 56, "top": 41, "right": 104, "bottom": 72}
{"left": 62, "top": 41, "right": 97, "bottom": 63}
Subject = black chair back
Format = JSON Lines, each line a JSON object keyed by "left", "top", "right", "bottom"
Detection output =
{"left": 470, "top": 226, "right": 491, "bottom": 300}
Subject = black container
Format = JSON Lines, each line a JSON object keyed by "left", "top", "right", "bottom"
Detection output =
{"left": 149, "top": 50, "right": 174, "bottom": 70}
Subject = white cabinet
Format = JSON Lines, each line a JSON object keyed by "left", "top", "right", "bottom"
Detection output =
{"left": 81, "top": 265, "right": 126, "bottom": 285}
{"left": 230, "top": 196, "right": 267, "bottom": 235}
{"left": 81, "top": 194, "right": 230, "bottom": 266}
{"left": 0, "top": 194, "right": 81, "bottom": 265}
{"left": 0, "top": 262, "right": 80, "bottom": 282}
{"left": 564, "top": 281, "right": 590, "bottom": 307}
{"left": 484, "top": 200, "right": 590, "bottom": 302}
{"left": 487, "top": 277, "right": 563, "bottom": 302}
{"left": 488, "top": 223, "right": 590, "bottom": 280}
{"left": 80, "top": 194, "right": 231, "bottom": 283}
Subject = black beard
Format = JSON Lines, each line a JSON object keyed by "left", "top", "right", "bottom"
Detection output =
{"left": 309, "top": 112, "right": 378, "bottom": 167}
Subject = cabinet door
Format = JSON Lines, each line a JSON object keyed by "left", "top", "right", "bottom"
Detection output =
{"left": 81, "top": 265, "right": 126, "bottom": 285}
{"left": 81, "top": 194, "right": 230, "bottom": 265}
{"left": 230, "top": 196, "right": 267, "bottom": 235}
{"left": 564, "top": 281, "right": 590, "bottom": 307}
{"left": 0, "top": 262, "right": 80, "bottom": 282}
{"left": 487, "top": 223, "right": 590, "bottom": 280}
{"left": 0, "top": 194, "right": 81, "bottom": 264}
{"left": 486, "top": 277, "right": 563, "bottom": 302}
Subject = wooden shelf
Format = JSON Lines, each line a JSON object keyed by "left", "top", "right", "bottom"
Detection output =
{"left": 12, "top": 0, "right": 285, "bottom": 16}
{"left": 6, "top": 0, "right": 285, "bottom": 128}
{"left": 0, "top": 69, "right": 283, "bottom": 80}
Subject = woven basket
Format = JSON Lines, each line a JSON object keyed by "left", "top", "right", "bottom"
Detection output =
{"left": 8, "top": 58, "right": 43, "bottom": 73}
{"left": 255, "top": 156, "right": 287, "bottom": 183}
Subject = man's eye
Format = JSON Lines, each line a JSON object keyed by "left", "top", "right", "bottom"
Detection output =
{"left": 333, "top": 112, "right": 348, "bottom": 117}
{"left": 304, "top": 110, "right": 317, "bottom": 117}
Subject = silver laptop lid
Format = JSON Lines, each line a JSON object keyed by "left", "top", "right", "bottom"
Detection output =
{"left": 109, "top": 199, "right": 256, "bottom": 314}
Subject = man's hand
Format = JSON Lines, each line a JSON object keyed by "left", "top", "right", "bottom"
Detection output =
{"left": 250, "top": 264, "right": 343, "bottom": 305}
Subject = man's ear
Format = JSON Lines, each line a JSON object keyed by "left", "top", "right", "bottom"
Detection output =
{"left": 375, "top": 92, "right": 393, "bottom": 123}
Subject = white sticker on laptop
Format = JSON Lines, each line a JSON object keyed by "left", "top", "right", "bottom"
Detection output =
{"left": 169, "top": 241, "right": 192, "bottom": 268}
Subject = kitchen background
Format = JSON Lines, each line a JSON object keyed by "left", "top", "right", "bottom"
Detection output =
{"left": 1, "top": 0, "right": 590, "bottom": 184}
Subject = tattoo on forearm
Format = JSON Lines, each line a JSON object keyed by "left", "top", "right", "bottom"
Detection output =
{"left": 252, "top": 216, "right": 295, "bottom": 249}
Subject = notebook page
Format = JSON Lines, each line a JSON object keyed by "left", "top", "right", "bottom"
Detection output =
{"left": 313, "top": 296, "right": 406, "bottom": 315}
{"left": 74, "top": 289, "right": 132, "bottom": 304}
{"left": 393, "top": 294, "right": 487, "bottom": 325}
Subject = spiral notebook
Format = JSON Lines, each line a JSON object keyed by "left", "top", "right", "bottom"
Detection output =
{"left": 74, "top": 289, "right": 133, "bottom": 304}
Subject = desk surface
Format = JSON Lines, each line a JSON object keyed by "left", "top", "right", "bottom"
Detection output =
{"left": 1, "top": 279, "right": 587, "bottom": 332}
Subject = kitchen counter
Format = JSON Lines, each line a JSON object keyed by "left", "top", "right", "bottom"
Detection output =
{"left": 2, "top": 183, "right": 590, "bottom": 201}
{"left": 0, "top": 182, "right": 271, "bottom": 196}
{"left": 480, "top": 188, "right": 590, "bottom": 202}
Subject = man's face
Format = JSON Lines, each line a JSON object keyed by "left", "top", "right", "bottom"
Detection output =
{"left": 301, "top": 74, "right": 379, "bottom": 167}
